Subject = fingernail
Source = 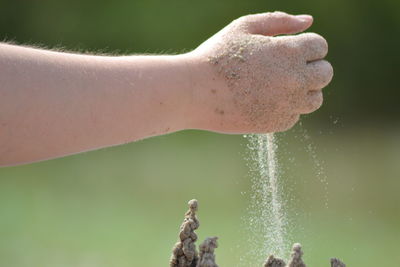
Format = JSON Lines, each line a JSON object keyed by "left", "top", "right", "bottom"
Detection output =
{"left": 296, "top": 14, "right": 313, "bottom": 22}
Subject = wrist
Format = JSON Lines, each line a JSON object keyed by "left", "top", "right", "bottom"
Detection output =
{"left": 163, "top": 53, "right": 200, "bottom": 132}
{"left": 181, "top": 51, "right": 233, "bottom": 132}
{"left": 122, "top": 53, "right": 199, "bottom": 135}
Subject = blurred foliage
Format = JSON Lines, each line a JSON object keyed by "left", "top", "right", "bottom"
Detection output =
{"left": 1, "top": 0, "right": 399, "bottom": 124}
{"left": 0, "top": 0, "right": 400, "bottom": 266}
{"left": 1, "top": 124, "right": 400, "bottom": 266}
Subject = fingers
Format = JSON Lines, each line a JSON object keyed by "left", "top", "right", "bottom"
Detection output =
{"left": 297, "top": 90, "right": 324, "bottom": 114}
{"left": 238, "top": 11, "right": 313, "bottom": 36}
{"left": 296, "top": 60, "right": 332, "bottom": 113}
{"left": 278, "top": 114, "right": 300, "bottom": 132}
{"left": 273, "top": 32, "right": 328, "bottom": 62}
{"left": 298, "top": 33, "right": 328, "bottom": 62}
{"left": 305, "top": 60, "right": 333, "bottom": 90}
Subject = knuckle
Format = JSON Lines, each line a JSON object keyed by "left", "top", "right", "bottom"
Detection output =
{"left": 307, "top": 60, "right": 334, "bottom": 89}
{"left": 303, "top": 32, "right": 328, "bottom": 53}
{"left": 279, "top": 114, "right": 300, "bottom": 132}
{"left": 313, "top": 34, "right": 328, "bottom": 54}
{"left": 314, "top": 94, "right": 324, "bottom": 109}
{"left": 309, "top": 92, "right": 323, "bottom": 111}
{"left": 287, "top": 40, "right": 303, "bottom": 53}
{"left": 299, "top": 91, "right": 324, "bottom": 114}
{"left": 319, "top": 39, "right": 328, "bottom": 55}
{"left": 305, "top": 32, "right": 324, "bottom": 41}
{"left": 318, "top": 60, "right": 334, "bottom": 85}
{"left": 273, "top": 37, "right": 302, "bottom": 54}
{"left": 324, "top": 61, "right": 334, "bottom": 82}
{"left": 326, "top": 61, "right": 334, "bottom": 77}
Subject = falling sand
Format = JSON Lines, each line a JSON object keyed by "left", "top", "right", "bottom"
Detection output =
{"left": 241, "top": 133, "right": 288, "bottom": 266}
{"left": 204, "top": 19, "right": 333, "bottom": 264}
{"left": 169, "top": 200, "right": 346, "bottom": 267}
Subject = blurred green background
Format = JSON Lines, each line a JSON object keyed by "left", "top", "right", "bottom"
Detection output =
{"left": 0, "top": 0, "right": 399, "bottom": 266}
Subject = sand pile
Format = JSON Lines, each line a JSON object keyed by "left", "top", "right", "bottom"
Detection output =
{"left": 169, "top": 200, "right": 346, "bottom": 267}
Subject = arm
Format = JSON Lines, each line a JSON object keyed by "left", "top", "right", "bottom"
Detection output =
{"left": 0, "top": 45, "right": 197, "bottom": 166}
{"left": 0, "top": 12, "right": 333, "bottom": 166}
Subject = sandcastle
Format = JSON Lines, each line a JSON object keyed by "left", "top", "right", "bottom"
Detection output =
{"left": 169, "top": 200, "right": 346, "bottom": 267}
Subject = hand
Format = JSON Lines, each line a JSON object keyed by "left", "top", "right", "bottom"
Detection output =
{"left": 188, "top": 11, "right": 333, "bottom": 133}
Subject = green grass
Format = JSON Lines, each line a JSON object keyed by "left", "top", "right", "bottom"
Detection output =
{"left": 1, "top": 124, "right": 400, "bottom": 266}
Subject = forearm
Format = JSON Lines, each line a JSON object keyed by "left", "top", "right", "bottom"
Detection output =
{"left": 0, "top": 12, "right": 333, "bottom": 166}
{"left": 0, "top": 44, "right": 194, "bottom": 166}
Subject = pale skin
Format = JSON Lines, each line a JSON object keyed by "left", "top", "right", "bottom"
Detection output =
{"left": 0, "top": 12, "right": 333, "bottom": 166}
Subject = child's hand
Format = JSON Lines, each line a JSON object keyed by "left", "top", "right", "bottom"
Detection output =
{"left": 188, "top": 12, "right": 333, "bottom": 133}
{"left": 0, "top": 11, "right": 332, "bottom": 165}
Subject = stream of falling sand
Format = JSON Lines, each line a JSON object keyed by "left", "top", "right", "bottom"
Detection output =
{"left": 241, "top": 133, "right": 288, "bottom": 266}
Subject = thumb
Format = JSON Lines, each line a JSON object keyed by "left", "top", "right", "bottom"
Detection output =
{"left": 239, "top": 11, "right": 313, "bottom": 36}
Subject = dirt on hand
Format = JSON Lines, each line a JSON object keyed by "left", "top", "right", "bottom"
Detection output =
{"left": 192, "top": 12, "right": 333, "bottom": 134}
